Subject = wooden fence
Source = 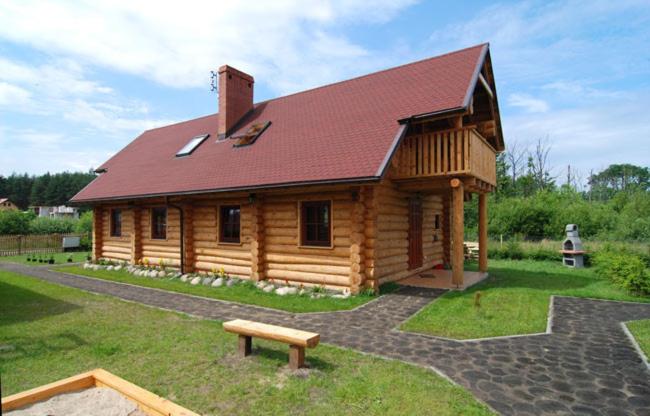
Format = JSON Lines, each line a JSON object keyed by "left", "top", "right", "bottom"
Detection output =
{"left": 0, "top": 233, "right": 90, "bottom": 257}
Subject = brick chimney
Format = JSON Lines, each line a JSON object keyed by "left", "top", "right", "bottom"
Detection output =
{"left": 218, "top": 65, "right": 254, "bottom": 138}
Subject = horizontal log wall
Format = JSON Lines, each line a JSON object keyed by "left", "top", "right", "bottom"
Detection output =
{"left": 93, "top": 182, "right": 445, "bottom": 291}
{"left": 372, "top": 179, "right": 444, "bottom": 284}
{"left": 372, "top": 181, "right": 409, "bottom": 281}
{"left": 140, "top": 207, "right": 181, "bottom": 267}
{"left": 192, "top": 198, "right": 252, "bottom": 277}
{"left": 100, "top": 208, "right": 133, "bottom": 262}
{"left": 363, "top": 186, "right": 379, "bottom": 289}
{"left": 422, "top": 194, "right": 444, "bottom": 267}
{"left": 263, "top": 191, "right": 353, "bottom": 291}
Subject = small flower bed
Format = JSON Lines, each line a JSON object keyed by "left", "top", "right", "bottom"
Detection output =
{"left": 84, "top": 258, "right": 354, "bottom": 300}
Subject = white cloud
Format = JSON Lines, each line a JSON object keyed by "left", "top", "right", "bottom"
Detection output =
{"left": 503, "top": 97, "right": 650, "bottom": 175}
{"left": 12, "top": 131, "right": 65, "bottom": 148}
{"left": 0, "top": 0, "right": 416, "bottom": 94}
{"left": 0, "top": 55, "right": 173, "bottom": 135}
{"left": 0, "top": 81, "right": 31, "bottom": 106}
{"left": 541, "top": 81, "right": 629, "bottom": 101}
{"left": 507, "top": 93, "right": 549, "bottom": 113}
{"left": 0, "top": 57, "right": 112, "bottom": 98}
{"left": 63, "top": 99, "right": 175, "bottom": 132}
{"left": 428, "top": 0, "right": 650, "bottom": 85}
{"left": 0, "top": 127, "right": 119, "bottom": 174}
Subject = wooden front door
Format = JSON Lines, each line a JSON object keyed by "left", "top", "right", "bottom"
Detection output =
{"left": 408, "top": 197, "right": 423, "bottom": 270}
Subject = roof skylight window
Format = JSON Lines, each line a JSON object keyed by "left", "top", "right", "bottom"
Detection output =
{"left": 176, "top": 134, "right": 209, "bottom": 157}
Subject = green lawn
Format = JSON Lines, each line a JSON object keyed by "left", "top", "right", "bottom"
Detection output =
{"left": 55, "top": 265, "right": 396, "bottom": 313}
{"left": 627, "top": 319, "right": 650, "bottom": 359}
{"left": 402, "top": 260, "right": 650, "bottom": 340}
{"left": 0, "top": 271, "right": 492, "bottom": 415}
{"left": 0, "top": 252, "right": 89, "bottom": 265}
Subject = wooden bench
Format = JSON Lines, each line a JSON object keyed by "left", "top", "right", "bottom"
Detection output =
{"left": 223, "top": 319, "right": 320, "bottom": 370}
{"left": 464, "top": 242, "right": 480, "bottom": 260}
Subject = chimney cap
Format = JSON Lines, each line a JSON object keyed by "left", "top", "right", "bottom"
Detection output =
{"left": 218, "top": 65, "right": 254, "bottom": 83}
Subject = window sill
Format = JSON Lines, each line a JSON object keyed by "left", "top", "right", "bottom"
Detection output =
{"left": 217, "top": 241, "right": 243, "bottom": 247}
{"left": 298, "top": 244, "right": 334, "bottom": 250}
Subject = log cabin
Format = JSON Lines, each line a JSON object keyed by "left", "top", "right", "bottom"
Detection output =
{"left": 71, "top": 43, "right": 504, "bottom": 293}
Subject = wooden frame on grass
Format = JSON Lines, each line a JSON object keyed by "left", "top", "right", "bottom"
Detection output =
{"left": 1, "top": 368, "right": 198, "bottom": 416}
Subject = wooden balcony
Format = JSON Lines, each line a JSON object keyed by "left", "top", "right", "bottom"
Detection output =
{"left": 391, "top": 127, "right": 497, "bottom": 187}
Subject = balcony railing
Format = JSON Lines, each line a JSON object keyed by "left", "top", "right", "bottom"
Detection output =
{"left": 391, "top": 127, "right": 497, "bottom": 185}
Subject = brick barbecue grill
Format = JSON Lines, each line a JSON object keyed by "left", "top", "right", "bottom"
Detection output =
{"left": 560, "top": 224, "right": 585, "bottom": 268}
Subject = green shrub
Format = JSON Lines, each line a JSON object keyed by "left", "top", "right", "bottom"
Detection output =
{"left": 489, "top": 196, "right": 555, "bottom": 239}
{"left": 75, "top": 211, "right": 93, "bottom": 234}
{"left": 613, "top": 191, "right": 650, "bottom": 241}
{"left": 0, "top": 210, "right": 34, "bottom": 234}
{"left": 594, "top": 249, "right": 650, "bottom": 295}
{"left": 504, "top": 240, "right": 524, "bottom": 260}
{"left": 487, "top": 245, "right": 505, "bottom": 260}
{"left": 487, "top": 240, "right": 525, "bottom": 260}
{"left": 79, "top": 234, "right": 92, "bottom": 250}
{"left": 482, "top": 188, "right": 648, "bottom": 241}
{"left": 75, "top": 211, "right": 93, "bottom": 249}
{"left": 29, "top": 217, "right": 76, "bottom": 234}
{"left": 525, "top": 246, "right": 561, "bottom": 262}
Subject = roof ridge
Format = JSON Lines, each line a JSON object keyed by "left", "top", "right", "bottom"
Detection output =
{"left": 254, "top": 43, "right": 489, "bottom": 105}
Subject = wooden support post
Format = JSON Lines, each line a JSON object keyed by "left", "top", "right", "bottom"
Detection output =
{"left": 183, "top": 204, "right": 194, "bottom": 273}
{"left": 362, "top": 186, "right": 378, "bottom": 291}
{"left": 442, "top": 194, "right": 451, "bottom": 265}
{"left": 349, "top": 187, "right": 367, "bottom": 294}
{"left": 451, "top": 179, "right": 464, "bottom": 287}
{"left": 250, "top": 195, "right": 265, "bottom": 282}
{"left": 478, "top": 193, "right": 488, "bottom": 273}
{"left": 131, "top": 207, "right": 142, "bottom": 265}
{"left": 92, "top": 206, "right": 103, "bottom": 261}
{"left": 238, "top": 335, "right": 252, "bottom": 357}
{"left": 289, "top": 345, "right": 305, "bottom": 370}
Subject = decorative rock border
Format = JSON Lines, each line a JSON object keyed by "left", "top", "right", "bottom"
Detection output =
{"left": 82, "top": 261, "right": 356, "bottom": 300}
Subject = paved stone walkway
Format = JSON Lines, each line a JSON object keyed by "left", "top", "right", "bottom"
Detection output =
{"left": 2, "top": 262, "right": 650, "bottom": 415}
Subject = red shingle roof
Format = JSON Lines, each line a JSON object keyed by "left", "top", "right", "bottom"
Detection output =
{"left": 72, "top": 44, "right": 488, "bottom": 203}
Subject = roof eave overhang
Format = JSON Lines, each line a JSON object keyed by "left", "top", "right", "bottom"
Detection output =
{"left": 462, "top": 43, "right": 490, "bottom": 109}
{"left": 69, "top": 176, "right": 383, "bottom": 205}
{"left": 466, "top": 44, "right": 505, "bottom": 152}
{"left": 396, "top": 106, "right": 467, "bottom": 125}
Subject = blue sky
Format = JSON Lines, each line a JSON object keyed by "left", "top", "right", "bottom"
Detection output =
{"left": 1, "top": 0, "right": 649, "bottom": 187}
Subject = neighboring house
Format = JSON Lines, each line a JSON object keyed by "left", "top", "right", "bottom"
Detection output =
{"left": 32, "top": 205, "right": 80, "bottom": 219}
{"left": 71, "top": 43, "right": 504, "bottom": 293}
{"left": 0, "top": 198, "right": 18, "bottom": 211}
